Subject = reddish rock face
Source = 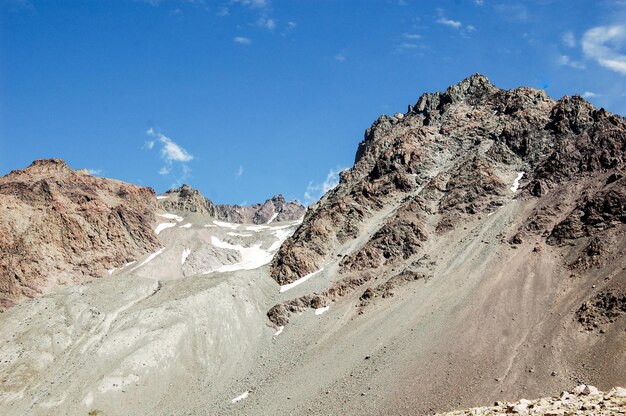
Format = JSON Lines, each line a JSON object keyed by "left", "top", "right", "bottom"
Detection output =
{"left": 159, "top": 184, "right": 306, "bottom": 225}
{"left": 0, "top": 159, "right": 160, "bottom": 309}
{"left": 271, "top": 74, "right": 626, "bottom": 287}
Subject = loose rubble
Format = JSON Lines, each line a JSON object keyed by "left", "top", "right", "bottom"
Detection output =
{"left": 437, "top": 386, "right": 626, "bottom": 415}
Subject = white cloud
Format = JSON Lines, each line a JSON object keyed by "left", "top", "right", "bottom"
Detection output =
{"left": 558, "top": 55, "right": 585, "bottom": 69}
{"left": 334, "top": 54, "right": 346, "bottom": 62}
{"left": 304, "top": 167, "right": 345, "bottom": 204}
{"left": 437, "top": 17, "right": 462, "bottom": 29}
{"left": 397, "top": 42, "right": 417, "bottom": 49}
{"left": 582, "top": 91, "right": 600, "bottom": 98}
{"left": 146, "top": 128, "right": 194, "bottom": 179}
{"left": 234, "top": 36, "right": 252, "bottom": 45}
{"left": 582, "top": 25, "right": 626, "bottom": 75}
{"left": 473, "top": 0, "right": 484, "bottom": 5}
{"left": 217, "top": 6, "right": 230, "bottom": 16}
{"left": 86, "top": 168, "right": 102, "bottom": 176}
{"left": 236, "top": 165, "right": 244, "bottom": 177}
{"left": 232, "top": 0, "right": 268, "bottom": 9}
{"left": 257, "top": 16, "right": 276, "bottom": 30}
{"left": 562, "top": 31, "right": 576, "bottom": 48}
{"left": 402, "top": 33, "right": 422, "bottom": 40}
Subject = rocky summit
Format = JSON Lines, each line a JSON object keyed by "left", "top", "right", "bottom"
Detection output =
{"left": 0, "top": 75, "right": 624, "bottom": 416}
{"left": 0, "top": 159, "right": 160, "bottom": 309}
{"left": 159, "top": 184, "right": 305, "bottom": 224}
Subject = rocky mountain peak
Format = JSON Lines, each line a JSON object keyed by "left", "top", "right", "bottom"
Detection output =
{"left": 270, "top": 194, "right": 286, "bottom": 203}
{"left": 270, "top": 75, "right": 626, "bottom": 313}
{"left": 159, "top": 185, "right": 305, "bottom": 224}
{"left": 0, "top": 159, "right": 160, "bottom": 309}
{"left": 8, "top": 158, "right": 73, "bottom": 178}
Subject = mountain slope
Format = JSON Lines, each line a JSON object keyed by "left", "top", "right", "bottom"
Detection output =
{"left": 0, "top": 159, "right": 160, "bottom": 309}
{"left": 0, "top": 75, "right": 624, "bottom": 416}
{"left": 158, "top": 184, "right": 305, "bottom": 224}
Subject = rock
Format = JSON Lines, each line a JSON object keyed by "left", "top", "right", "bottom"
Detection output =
{"left": 271, "top": 74, "right": 626, "bottom": 295}
{"left": 0, "top": 159, "right": 160, "bottom": 309}
{"left": 160, "top": 186, "right": 306, "bottom": 224}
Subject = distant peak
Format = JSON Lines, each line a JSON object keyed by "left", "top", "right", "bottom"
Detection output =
{"left": 411, "top": 74, "right": 497, "bottom": 116}
{"left": 443, "top": 73, "right": 496, "bottom": 101}
{"left": 29, "top": 158, "right": 70, "bottom": 170}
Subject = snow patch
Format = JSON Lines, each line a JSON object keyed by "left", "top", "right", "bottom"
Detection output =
{"left": 204, "top": 224, "right": 217, "bottom": 228}
{"left": 180, "top": 223, "right": 192, "bottom": 229}
{"left": 245, "top": 224, "right": 270, "bottom": 232}
{"left": 279, "top": 268, "right": 324, "bottom": 293}
{"left": 315, "top": 306, "right": 330, "bottom": 315}
{"left": 134, "top": 247, "right": 166, "bottom": 269}
{"left": 155, "top": 222, "right": 176, "bottom": 235}
{"left": 181, "top": 248, "right": 191, "bottom": 265}
{"left": 108, "top": 268, "right": 115, "bottom": 275}
{"left": 267, "top": 212, "right": 278, "bottom": 224}
{"left": 213, "top": 220, "right": 239, "bottom": 229}
{"left": 268, "top": 228, "right": 295, "bottom": 252}
{"left": 206, "top": 237, "right": 273, "bottom": 273}
{"left": 511, "top": 171, "right": 525, "bottom": 193}
{"left": 158, "top": 213, "right": 183, "bottom": 222}
{"left": 274, "top": 326, "right": 284, "bottom": 336}
{"left": 231, "top": 391, "right": 249, "bottom": 404}
{"left": 156, "top": 195, "right": 169, "bottom": 200}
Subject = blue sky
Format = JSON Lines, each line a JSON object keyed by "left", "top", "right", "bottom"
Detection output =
{"left": 1, "top": 0, "right": 625, "bottom": 205}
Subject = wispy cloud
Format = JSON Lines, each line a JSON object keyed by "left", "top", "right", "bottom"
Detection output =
{"left": 236, "top": 165, "right": 244, "bottom": 177}
{"left": 562, "top": 31, "right": 576, "bottom": 48}
{"left": 234, "top": 36, "right": 252, "bottom": 45}
{"left": 135, "top": 0, "right": 207, "bottom": 7}
{"left": 146, "top": 128, "right": 193, "bottom": 180}
{"left": 238, "top": 0, "right": 267, "bottom": 7}
{"left": 558, "top": 55, "right": 585, "bottom": 70}
{"left": 437, "top": 17, "right": 462, "bottom": 29}
{"left": 582, "top": 91, "right": 600, "bottom": 98}
{"left": 473, "top": 0, "right": 484, "bottom": 5}
{"left": 582, "top": 25, "right": 626, "bottom": 75}
{"left": 86, "top": 168, "right": 102, "bottom": 176}
{"left": 402, "top": 33, "right": 422, "bottom": 40}
{"left": 257, "top": 16, "right": 276, "bottom": 30}
{"left": 334, "top": 54, "right": 346, "bottom": 62}
{"left": 304, "top": 167, "right": 345, "bottom": 205}
{"left": 435, "top": 9, "right": 474, "bottom": 33}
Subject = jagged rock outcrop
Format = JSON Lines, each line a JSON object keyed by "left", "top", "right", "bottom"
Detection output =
{"left": 0, "top": 159, "right": 160, "bottom": 309}
{"left": 270, "top": 73, "right": 626, "bottom": 320}
{"left": 159, "top": 184, "right": 305, "bottom": 224}
{"left": 437, "top": 385, "right": 626, "bottom": 415}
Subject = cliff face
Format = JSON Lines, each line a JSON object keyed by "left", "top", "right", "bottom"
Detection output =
{"left": 159, "top": 184, "right": 306, "bottom": 224}
{"left": 269, "top": 74, "right": 626, "bottom": 325}
{"left": 0, "top": 159, "right": 160, "bottom": 309}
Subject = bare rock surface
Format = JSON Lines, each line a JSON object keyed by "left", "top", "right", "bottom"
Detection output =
{"left": 1, "top": 75, "right": 626, "bottom": 416}
{"left": 0, "top": 159, "right": 160, "bottom": 309}
{"left": 437, "top": 385, "right": 626, "bottom": 415}
{"left": 159, "top": 184, "right": 305, "bottom": 224}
